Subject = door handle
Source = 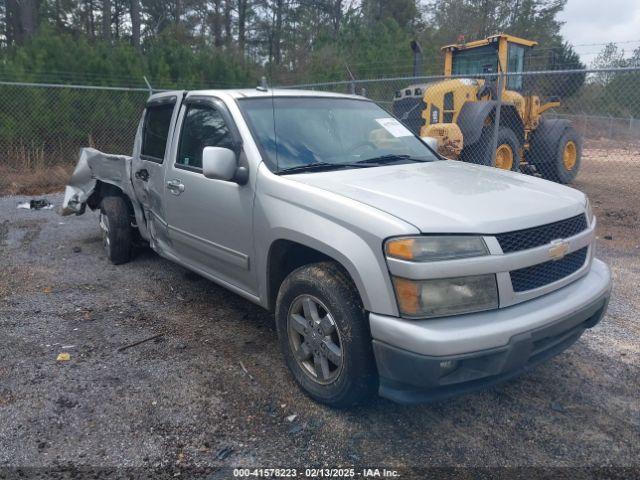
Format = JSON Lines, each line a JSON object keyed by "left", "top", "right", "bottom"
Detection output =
{"left": 166, "top": 179, "right": 185, "bottom": 195}
{"left": 135, "top": 169, "right": 149, "bottom": 182}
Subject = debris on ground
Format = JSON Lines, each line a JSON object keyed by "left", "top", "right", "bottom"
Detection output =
{"left": 215, "top": 446, "right": 233, "bottom": 460}
{"left": 17, "top": 199, "right": 54, "bottom": 210}
{"left": 72, "top": 246, "right": 82, "bottom": 253}
{"left": 286, "top": 414, "right": 297, "bottom": 422}
{"left": 239, "top": 361, "right": 254, "bottom": 381}
{"left": 56, "top": 352, "right": 71, "bottom": 361}
{"left": 117, "top": 333, "right": 164, "bottom": 352}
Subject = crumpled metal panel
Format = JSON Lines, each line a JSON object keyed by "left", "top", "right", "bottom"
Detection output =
{"left": 61, "top": 148, "right": 133, "bottom": 216}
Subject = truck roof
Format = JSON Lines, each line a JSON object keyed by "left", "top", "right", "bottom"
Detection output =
{"left": 147, "top": 88, "right": 366, "bottom": 103}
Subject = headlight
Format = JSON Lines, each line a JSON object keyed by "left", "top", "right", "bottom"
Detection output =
{"left": 392, "top": 274, "right": 499, "bottom": 318}
{"left": 385, "top": 236, "right": 488, "bottom": 262}
{"left": 585, "top": 197, "right": 594, "bottom": 226}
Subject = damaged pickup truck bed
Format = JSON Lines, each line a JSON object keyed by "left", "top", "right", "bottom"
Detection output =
{"left": 63, "top": 88, "right": 612, "bottom": 406}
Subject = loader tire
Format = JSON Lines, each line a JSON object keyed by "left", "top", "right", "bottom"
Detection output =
{"left": 99, "top": 196, "right": 133, "bottom": 265}
{"left": 538, "top": 127, "right": 582, "bottom": 184}
{"left": 461, "top": 126, "right": 521, "bottom": 172}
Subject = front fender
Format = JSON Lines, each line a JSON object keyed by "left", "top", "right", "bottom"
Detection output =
{"left": 457, "top": 101, "right": 524, "bottom": 146}
{"left": 253, "top": 166, "right": 419, "bottom": 316}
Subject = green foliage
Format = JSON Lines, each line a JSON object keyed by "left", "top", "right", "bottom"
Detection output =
{"left": 0, "top": 26, "right": 256, "bottom": 88}
{"left": 428, "top": 0, "right": 566, "bottom": 48}
{"left": 0, "top": 27, "right": 258, "bottom": 167}
{"left": 606, "top": 71, "right": 640, "bottom": 116}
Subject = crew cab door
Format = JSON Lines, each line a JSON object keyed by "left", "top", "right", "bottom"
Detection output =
{"left": 131, "top": 93, "right": 181, "bottom": 251}
{"left": 163, "top": 96, "right": 256, "bottom": 295}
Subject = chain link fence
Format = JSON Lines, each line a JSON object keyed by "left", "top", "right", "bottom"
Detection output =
{"left": 0, "top": 81, "right": 149, "bottom": 195}
{"left": 289, "top": 67, "right": 640, "bottom": 234}
{"left": 0, "top": 68, "right": 639, "bottom": 237}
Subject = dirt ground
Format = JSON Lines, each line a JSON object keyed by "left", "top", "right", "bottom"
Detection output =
{"left": 0, "top": 153, "right": 638, "bottom": 477}
{"left": 574, "top": 141, "right": 640, "bottom": 252}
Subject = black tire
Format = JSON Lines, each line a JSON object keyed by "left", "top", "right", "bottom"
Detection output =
{"left": 461, "top": 126, "right": 521, "bottom": 172}
{"left": 536, "top": 126, "right": 582, "bottom": 184}
{"left": 99, "top": 196, "right": 133, "bottom": 265}
{"left": 275, "top": 261, "right": 377, "bottom": 407}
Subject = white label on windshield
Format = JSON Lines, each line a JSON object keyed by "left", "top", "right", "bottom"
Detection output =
{"left": 375, "top": 118, "right": 413, "bottom": 137}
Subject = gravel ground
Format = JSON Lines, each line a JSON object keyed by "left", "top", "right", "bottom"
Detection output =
{"left": 0, "top": 192, "right": 638, "bottom": 477}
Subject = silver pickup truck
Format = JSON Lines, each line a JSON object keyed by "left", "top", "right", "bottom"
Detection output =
{"left": 63, "top": 88, "right": 612, "bottom": 406}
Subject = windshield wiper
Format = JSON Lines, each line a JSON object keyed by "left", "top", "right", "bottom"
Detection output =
{"left": 277, "top": 154, "right": 430, "bottom": 175}
{"left": 355, "top": 154, "right": 430, "bottom": 165}
{"left": 277, "top": 162, "right": 372, "bottom": 175}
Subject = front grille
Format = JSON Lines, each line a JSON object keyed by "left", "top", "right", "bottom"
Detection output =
{"left": 510, "top": 247, "right": 588, "bottom": 292}
{"left": 497, "top": 214, "right": 587, "bottom": 253}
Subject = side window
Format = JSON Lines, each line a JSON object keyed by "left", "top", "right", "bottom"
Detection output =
{"left": 177, "top": 105, "right": 234, "bottom": 170}
{"left": 141, "top": 103, "right": 174, "bottom": 162}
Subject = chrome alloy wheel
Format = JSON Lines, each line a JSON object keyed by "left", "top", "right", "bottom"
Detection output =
{"left": 287, "top": 295, "right": 344, "bottom": 385}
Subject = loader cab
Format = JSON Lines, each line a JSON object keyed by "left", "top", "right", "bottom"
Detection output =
{"left": 443, "top": 34, "right": 537, "bottom": 92}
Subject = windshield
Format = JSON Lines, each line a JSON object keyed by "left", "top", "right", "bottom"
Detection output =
{"left": 452, "top": 44, "right": 498, "bottom": 75}
{"left": 238, "top": 97, "right": 439, "bottom": 173}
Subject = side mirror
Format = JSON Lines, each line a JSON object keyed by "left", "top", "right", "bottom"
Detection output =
{"left": 420, "top": 136, "right": 438, "bottom": 151}
{"left": 202, "top": 147, "right": 238, "bottom": 181}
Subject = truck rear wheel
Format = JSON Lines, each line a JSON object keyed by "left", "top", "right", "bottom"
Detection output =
{"left": 99, "top": 196, "right": 133, "bottom": 265}
{"left": 275, "top": 261, "right": 377, "bottom": 407}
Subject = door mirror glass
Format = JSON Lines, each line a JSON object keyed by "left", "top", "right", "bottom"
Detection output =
{"left": 202, "top": 147, "right": 237, "bottom": 181}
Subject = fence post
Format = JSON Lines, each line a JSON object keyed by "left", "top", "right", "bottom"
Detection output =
{"left": 608, "top": 115, "right": 614, "bottom": 140}
{"left": 490, "top": 73, "right": 504, "bottom": 166}
{"left": 143, "top": 76, "right": 153, "bottom": 95}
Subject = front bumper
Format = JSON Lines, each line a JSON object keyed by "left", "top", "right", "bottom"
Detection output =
{"left": 370, "top": 259, "right": 612, "bottom": 404}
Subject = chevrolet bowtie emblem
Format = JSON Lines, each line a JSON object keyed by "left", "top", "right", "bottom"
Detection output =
{"left": 548, "top": 240, "right": 570, "bottom": 261}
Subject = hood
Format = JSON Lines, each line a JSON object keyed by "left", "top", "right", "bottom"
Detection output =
{"left": 286, "top": 161, "right": 586, "bottom": 234}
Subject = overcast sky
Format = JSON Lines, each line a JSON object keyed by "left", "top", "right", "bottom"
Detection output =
{"left": 558, "top": 0, "right": 640, "bottom": 65}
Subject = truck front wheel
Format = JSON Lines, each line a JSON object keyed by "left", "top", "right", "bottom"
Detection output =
{"left": 99, "top": 196, "right": 133, "bottom": 265}
{"left": 275, "top": 261, "right": 377, "bottom": 407}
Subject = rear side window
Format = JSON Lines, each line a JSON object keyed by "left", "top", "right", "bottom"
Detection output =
{"left": 141, "top": 103, "right": 174, "bottom": 162}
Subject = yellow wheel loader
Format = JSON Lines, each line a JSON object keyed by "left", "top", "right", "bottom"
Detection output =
{"left": 393, "top": 34, "right": 581, "bottom": 183}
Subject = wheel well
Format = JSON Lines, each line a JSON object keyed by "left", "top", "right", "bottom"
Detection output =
{"left": 266, "top": 240, "right": 355, "bottom": 312}
{"left": 87, "top": 180, "right": 135, "bottom": 218}
{"left": 457, "top": 101, "right": 524, "bottom": 147}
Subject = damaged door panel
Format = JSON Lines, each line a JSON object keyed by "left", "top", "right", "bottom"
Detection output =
{"left": 130, "top": 94, "right": 182, "bottom": 253}
{"left": 62, "top": 147, "right": 150, "bottom": 239}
